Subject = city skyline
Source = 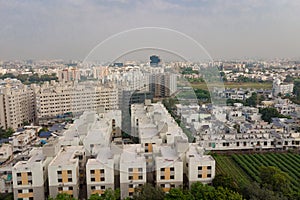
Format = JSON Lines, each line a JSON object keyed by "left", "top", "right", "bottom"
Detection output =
{"left": 0, "top": 0, "right": 300, "bottom": 60}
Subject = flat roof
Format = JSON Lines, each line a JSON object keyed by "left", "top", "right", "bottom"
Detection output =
{"left": 49, "top": 146, "right": 83, "bottom": 166}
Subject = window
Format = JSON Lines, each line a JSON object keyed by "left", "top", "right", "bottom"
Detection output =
{"left": 129, "top": 184, "right": 133, "bottom": 188}
{"left": 198, "top": 166, "right": 202, "bottom": 170}
{"left": 101, "top": 186, "right": 105, "bottom": 190}
{"left": 170, "top": 167, "right": 174, "bottom": 171}
{"left": 170, "top": 175, "right": 174, "bottom": 179}
{"left": 17, "top": 181, "right": 22, "bottom": 185}
{"left": 198, "top": 174, "right": 202, "bottom": 178}
{"left": 128, "top": 168, "right": 133, "bottom": 172}
{"left": 207, "top": 174, "right": 211, "bottom": 178}
{"left": 129, "top": 192, "right": 133, "bottom": 196}
{"left": 18, "top": 190, "right": 22, "bottom": 193}
{"left": 17, "top": 173, "right": 21, "bottom": 177}
{"left": 68, "top": 178, "right": 72, "bottom": 182}
{"left": 58, "top": 187, "right": 63, "bottom": 191}
{"left": 29, "top": 197, "right": 34, "bottom": 200}
{"left": 91, "top": 186, "right": 96, "bottom": 190}
{"left": 160, "top": 168, "right": 165, "bottom": 172}
{"left": 29, "top": 189, "right": 33, "bottom": 193}
{"left": 161, "top": 184, "right": 165, "bottom": 188}
{"left": 129, "top": 176, "right": 133, "bottom": 180}
{"left": 90, "top": 170, "right": 95, "bottom": 174}
{"left": 57, "top": 171, "right": 62, "bottom": 175}
{"left": 138, "top": 168, "right": 143, "bottom": 172}
{"left": 67, "top": 170, "right": 72, "bottom": 175}
{"left": 138, "top": 175, "right": 143, "bottom": 180}
{"left": 207, "top": 166, "right": 211, "bottom": 170}
{"left": 160, "top": 176, "right": 165, "bottom": 179}
{"left": 91, "top": 178, "right": 95, "bottom": 182}
{"left": 69, "top": 186, "right": 73, "bottom": 190}
{"left": 170, "top": 184, "right": 175, "bottom": 188}
{"left": 58, "top": 178, "right": 62, "bottom": 183}
{"left": 101, "top": 177, "right": 105, "bottom": 181}
{"left": 28, "top": 180, "right": 32, "bottom": 184}
{"left": 28, "top": 172, "right": 32, "bottom": 176}
{"left": 100, "top": 169, "right": 105, "bottom": 173}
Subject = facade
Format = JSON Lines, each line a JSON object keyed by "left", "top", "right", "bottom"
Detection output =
{"left": 272, "top": 78, "right": 294, "bottom": 97}
{"left": 119, "top": 145, "right": 147, "bottom": 199}
{"left": 86, "top": 147, "right": 115, "bottom": 198}
{"left": 154, "top": 145, "right": 183, "bottom": 192}
{"left": 0, "top": 79, "right": 35, "bottom": 130}
{"left": 57, "top": 68, "right": 80, "bottom": 83}
{"left": 12, "top": 148, "right": 52, "bottom": 200}
{"left": 48, "top": 146, "right": 85, "bottom": 199}
{"left": 185, "top": 145, "right": 215, "bottom": 187}
{"left": 34, "top": 81, "right": 118, "bottom": 121}
{"left": 0, "top": 144, "right": 12, "bottom": 163}
{"left": 150, "top": 73, "right": 177, "bottom": 98}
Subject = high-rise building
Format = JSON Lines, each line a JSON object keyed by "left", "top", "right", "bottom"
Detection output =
{"left": 0, "top": 79, "right": 35, "bottom": 130}
{"left": 150, "top": 55, "right": 161, "bottom": 67}
{"left": 57, "top": 68, "right": 80, "bottom": 83}
{"left": 150, "top": 73, "right": 177, "bottom": 98}
{"left": 33, "top": 81, "right": 118, "bottom": 122}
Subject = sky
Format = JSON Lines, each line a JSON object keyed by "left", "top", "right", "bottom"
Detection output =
{"left": 0, "top": 0, "right": 300, "bottom": 61}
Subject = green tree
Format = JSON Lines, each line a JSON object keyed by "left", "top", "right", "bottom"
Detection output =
{"left": 89, "top": 188, "right": 120, "bottom": 200}
{"left": 164, "top": 188, "right": 194, "bottom": 200}
{"left": 293, "top": 79, "right": 300, "bottom": 100}
{"left": 284, "top": 75, "right": 293, "bottom": 83}
{"left": 212, "top": 174, "right": 238, "bottom": 191}
{"left": 259, "top": 166, "right": 291, "bottom": 194}
{"left": 132, "top": 183, "right": 165, "bottom": 200}
{"left": 259, "top": 107, "right": 290, "bottom": 123}
{"left": 242, "top": 182, "right": 283, "bottom": 200}
{"left": 245, "top": 92, "right": 258, "bottom": 107}
{"left": 48, "top": 193, "right": 77, "bottom": 200}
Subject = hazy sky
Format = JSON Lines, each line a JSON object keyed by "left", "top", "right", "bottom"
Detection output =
{"left": 0, "top": 0, "right": 300, "bottom": 61}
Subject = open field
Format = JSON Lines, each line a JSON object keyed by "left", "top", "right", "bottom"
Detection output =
{"left": 212, "top": 153, "right": 300, "bottom": 192}
{"left": 191, "top": 82, "right": 272, "bottom": 91}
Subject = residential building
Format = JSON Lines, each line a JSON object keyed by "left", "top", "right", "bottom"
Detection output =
{"left": 119, "top": 145, "right": 147, "bottom": 199}
{"left": 48, "top": 146, "right": 85, "bottom": 199}
{"left": 0, "top": 79, "right": 35, "bottom": 130}
{"left": 12, "top": 148, "right": 52, "bottom": 200}
{"left": 86, "top": 147, "right": 115, "bottom": 198}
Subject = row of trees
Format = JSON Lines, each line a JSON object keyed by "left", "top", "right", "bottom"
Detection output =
{"left": 49, "top": 182, "right": 243, "bottom": 200}
{"left": 0, "top": 73, "right": 57, "bottom": 84}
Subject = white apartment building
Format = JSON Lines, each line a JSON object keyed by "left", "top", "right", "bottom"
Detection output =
{"left": 48, "top": 146, "right": 85, "bottom": 199}
{"left": 119, "top": 145, "right": 147, "bottom": 199}
{"left": 272, "top": 78, "right": 294, "bottom": 97}
{"left": 34, "top": 81, "right": 118, "bottom": 121}
{"left": 154, "top": 145, "right": 183, "bottom": 192}
{"left": 12, "top": 148, "right": 52, "bottom": 200}
{"left": 0, "top": 79, "right": 35, "bottom": 130}
{"left": 86, "top": 147, "right": 115, "bottom": 198}
{"left": 0, "top": 144, "right": 12, "bottom": 163}
{"left": 12, "top": 129, "right": 36, "bottom": 153}
{"left": 185, "top": 145, "right": 215, "bottom": 187}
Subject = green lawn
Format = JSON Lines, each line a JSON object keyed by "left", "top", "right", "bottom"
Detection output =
{"left": 191, "top": 82, "right": 272, "bottom": 91}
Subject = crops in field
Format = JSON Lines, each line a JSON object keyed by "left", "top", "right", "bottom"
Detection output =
{"left": 213, "top": 153, "right": 300, "bottom": 192}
